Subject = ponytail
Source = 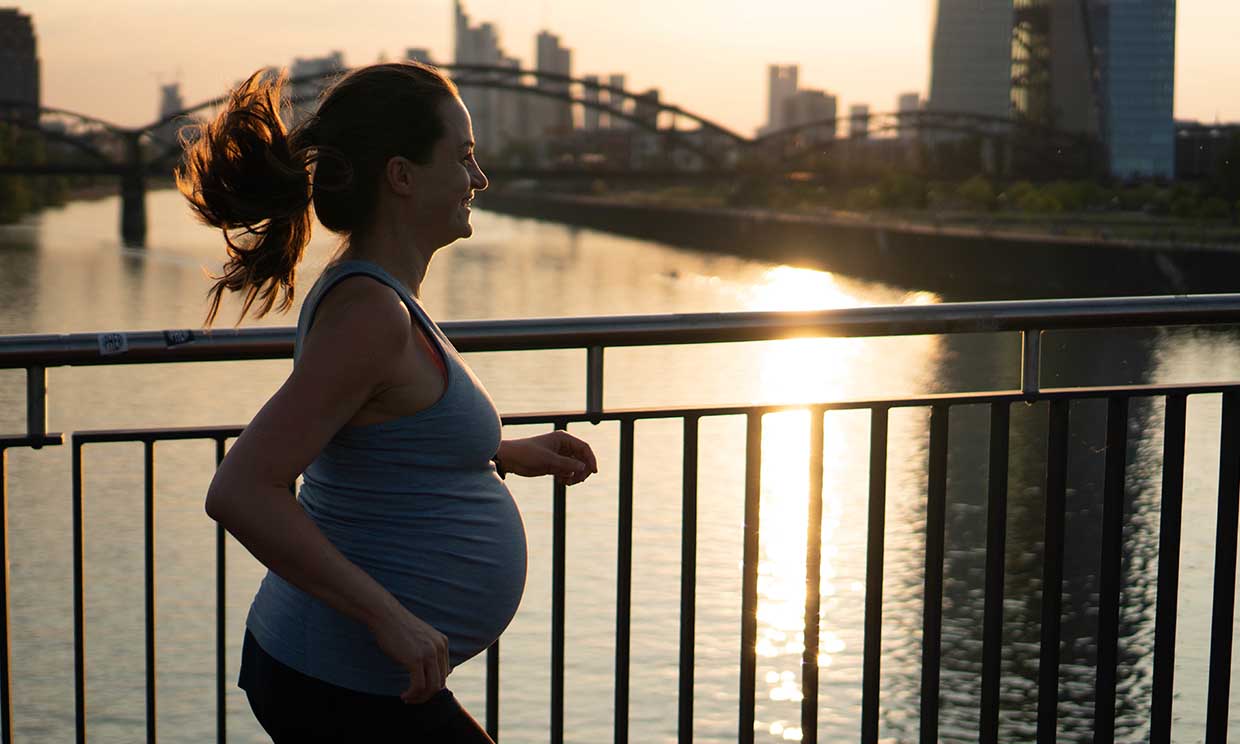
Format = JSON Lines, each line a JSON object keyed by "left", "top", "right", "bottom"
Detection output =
{"left": 179, "top": 61, "right": 460, "bottom": 326}
{"left": 176, "top": 70, "right": 313, "bottom": 327}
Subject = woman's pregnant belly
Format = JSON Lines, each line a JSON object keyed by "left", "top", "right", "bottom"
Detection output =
{"left": 303, "top": 475, "right": 528, "bottom": 665}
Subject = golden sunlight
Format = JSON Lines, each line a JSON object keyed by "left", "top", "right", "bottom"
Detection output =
{"left": 746, "top": 264, "right": 941, "bottom": 728}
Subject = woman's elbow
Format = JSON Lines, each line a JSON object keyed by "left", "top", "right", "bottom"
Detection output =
{"left": 204, "top": 471, "right": 237, "bottom": 523}
{"left": 204, "top": 486, "right": 226, "bottom": 523}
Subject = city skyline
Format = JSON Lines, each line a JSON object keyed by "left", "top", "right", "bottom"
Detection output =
{"left": 9, "top": 0, "right": 1240, "bottom": 135}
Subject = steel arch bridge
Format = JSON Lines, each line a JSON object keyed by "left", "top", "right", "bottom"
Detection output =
{"left": 0, "top": 63, "right": 1110, "bottom": 242}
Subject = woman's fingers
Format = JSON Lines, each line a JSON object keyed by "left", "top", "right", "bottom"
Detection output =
{"left": 550, "top": 453, "right": 591, "bottom": 484}
{"left": 554, "top": 432, "right": 598, "bottom": 474}
{"left": 396, "top": 633, "right": 451, "bottom": 704}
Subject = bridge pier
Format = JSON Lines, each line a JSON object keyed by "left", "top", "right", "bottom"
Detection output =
{"left": 120, "top": 133, "right": 146, "bottom": 246}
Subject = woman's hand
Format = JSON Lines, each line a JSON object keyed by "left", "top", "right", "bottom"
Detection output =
{"left": 498, "top": 431, "right": 598, "bottom": 485}
{"left": 368, "top": 604, "right": 451, "bottom": 704}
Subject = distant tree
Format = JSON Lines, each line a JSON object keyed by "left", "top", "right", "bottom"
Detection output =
{"left": 956, "top": 175, "right": 996, "bottom": 211}
{"left": 0, "top": 123, "right": 32, "bottom": 223}
{"left": 878, "top": 172, "right": 926, "bottom": 209}
{"left": 1197, "top": 196, "right": 1231, "bottom": 221}
{"left": 0, "top": 122, "right": 69, "bottom": 223}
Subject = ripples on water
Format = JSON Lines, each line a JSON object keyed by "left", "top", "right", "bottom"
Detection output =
{"left": 2, "top": 191, "right": 1240, "bottom": 742}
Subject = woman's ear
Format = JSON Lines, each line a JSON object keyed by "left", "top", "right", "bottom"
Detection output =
{"left": 384, "top": 155, "right": 417, "bottom": 197}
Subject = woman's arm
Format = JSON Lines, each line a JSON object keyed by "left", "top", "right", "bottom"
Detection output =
{"left": 205, "top": 278, "right": 449, "bottom": 703}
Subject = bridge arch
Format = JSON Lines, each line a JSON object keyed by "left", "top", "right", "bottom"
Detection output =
{"left": 755, "top": 109, "right": 1099, "bottom": 149}
{"left": 149, "top": 64, "right": 748, "bottom": 145}
{"left": 0, "top": 112, "right": 118, "bottom": 167}
{"left": 755, "top": 110, "right": 1103, "bottom": 177}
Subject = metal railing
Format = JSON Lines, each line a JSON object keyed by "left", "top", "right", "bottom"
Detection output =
{"left": 4, "top": 294, "right": 1240, "bottom": 744}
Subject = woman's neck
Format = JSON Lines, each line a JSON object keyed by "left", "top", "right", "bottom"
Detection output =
{"left": 338, "top": 226, "right": 431, "bottom": 297}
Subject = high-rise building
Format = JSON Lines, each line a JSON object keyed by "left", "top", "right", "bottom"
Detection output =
{"left": 784, "top": 89, "right": 837, "bottom": 142}
{"left": 454, "top": 2, "right": 528, "bottom": 150}
{"left": 1009, "top": 0, "right": 1176, "bottom": 177}
{"left": 1101, "top": 0, "right": 1176, "bottom": 178}
{"left": 897, "top": 92, "right": 921, "bottom": 139}
{"left": 582, "top": 75, "right": 601, "bottom": 131}
{"left": 849, "top": 105, "right": 871, "bottom": 139}
{"left": 534, "top": 31, "right": 573, "bottom": 136}
{"left": 1011, "top": 0, "right": 1097, "bottom": 133}
{"left": 606, "top": 74, "right": 628, "bottom": 129}
{"left": 765, "top": 65, "right": 799, "bottom": 134}
{"left": 930, "top": 0, "right": 1176, "bottom": 178}
{"left": 159, "top": 83, "right": 184, "bottom": 118}
{"left": 152, "top": 82, "right": 186, "bottom": 147}
{"left": 0, "top": 9, "right": 39, "bottom": 123}
{"left": 927, "top": 0, "right": 1014, "bottom": 120}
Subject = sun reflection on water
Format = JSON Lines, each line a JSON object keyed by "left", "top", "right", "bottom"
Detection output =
{"left": 744, "top": 265, "right": 939, "bottom": 740}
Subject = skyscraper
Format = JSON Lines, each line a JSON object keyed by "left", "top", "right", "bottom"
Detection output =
{"left": 153, "top": 82, "right": 186, "bottom": 148}
{"left": 534, "top": 31, "right": 573, "bottom": 136}
{"left": 784, "top": 90, "right": 837, "bottom": 142}
{"left": 927, "top": 0, "right": 1013, "bottom": 120}
{"left": 454, "top": 1, "right": 526, "bottom": 150}
{"left": 1011, "top": 0, "right": 1097, "bottom": 133}
{"left": 930, "top": 0, "right": 1176, "bottom": 178}
{"left": 1009, "top": 0, "right": 1176, "bottom": 177}
{"left": 582, "top": 75, "right": 601, "bottom": 131}
{"left": 850, "top": 105, "right": 871, "bottom": 139}
{"left": 897, "top": 93, "right": 921, "bottom": 140}
{"left": 606, "top": 74, "right": 628, "bottom": 130}
{"left": 1102, "top": 0, "right": 1176, "bottom": 178}
{"left": 0, "top": 9, "right": 39, "bottom": 123}
{"left": 765, "top": 65, "right": 799, "bottom": 134}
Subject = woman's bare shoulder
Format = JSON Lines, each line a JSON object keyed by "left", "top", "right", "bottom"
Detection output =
{"left": 305, "top": 275, "right": 412, "bottom": 358}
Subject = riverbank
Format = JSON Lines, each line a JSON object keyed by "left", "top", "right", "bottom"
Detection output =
{"left": 561, "top": 186, "right": 1240, "bottom": 251}
{"left": 477, "top": 190, "right": 1240, "bottom": 301}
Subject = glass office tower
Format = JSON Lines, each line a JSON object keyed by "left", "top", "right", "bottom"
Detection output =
{"left": 927, "top": 0, "right": 1015, "bottom": 119}
{"left": 1100, "top": 0, "right": 1176, "bottom": 179}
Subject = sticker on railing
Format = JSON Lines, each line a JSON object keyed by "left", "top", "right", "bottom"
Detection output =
{"left": 163, "top": 330, "right": 194, "bottom": 347}
{"left": 97, "top": 333, "right": 128, "bottom": 356}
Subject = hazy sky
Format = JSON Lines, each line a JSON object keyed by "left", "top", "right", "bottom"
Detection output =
{"left": 17, "top": 0, "right": 1240, "bottom": 135}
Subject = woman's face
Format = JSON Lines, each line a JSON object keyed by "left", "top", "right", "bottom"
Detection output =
{"left": 411, "top": 97, "right": 489, "bottom": 249}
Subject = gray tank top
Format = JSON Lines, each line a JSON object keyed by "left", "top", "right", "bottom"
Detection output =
{"left": 244, "top": 260, "right": 527, "bottom": 695}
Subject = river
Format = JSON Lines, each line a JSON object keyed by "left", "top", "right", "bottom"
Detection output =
{"left": 1, "top": 189, "right": 1238, "bottom": 743}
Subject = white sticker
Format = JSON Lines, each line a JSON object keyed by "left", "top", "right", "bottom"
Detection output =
{"left": 163, "top": 329, "right": 194, "bottom": 347}
{"left": 98, "top": 333, "right": 129, "bottom": 356}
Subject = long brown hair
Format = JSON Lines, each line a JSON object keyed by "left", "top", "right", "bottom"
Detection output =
{"left": 177, "top": 62, "right": 459, "bottom": 326}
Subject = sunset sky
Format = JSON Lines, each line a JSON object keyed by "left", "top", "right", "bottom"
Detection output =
{"left": 16, "top": 0, "right": 1240, "bottom": 135}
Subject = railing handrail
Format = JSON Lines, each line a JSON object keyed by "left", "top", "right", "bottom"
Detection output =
{"left": 4, "top": 293, "right": 1240, "bottom": 369}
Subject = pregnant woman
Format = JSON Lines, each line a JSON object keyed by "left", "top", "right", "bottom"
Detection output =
{"left": 180, "top": 62, "right": 597, "bottom": 742}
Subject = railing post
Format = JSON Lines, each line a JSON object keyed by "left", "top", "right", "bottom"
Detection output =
{"left": 26, "top": 366, "right": 46, "bottom": 445}
{"left": 586, "top": 346, "right": 604, "bottom": 423}
{"left": 738, "top": 413, "right": 762, "bottom": 744}
{"left": 1021, "top": 330, "right": 1042, "bottom": 396}
{"left": 143, "top": 440, "right": 157, "bottom": 744}
{"left": 71, "top": 438, "right": 86, "bottom": 744}
{"left": 551, "top": 421, "right": 568, "bottom": 744}
{"left": 214, "top": 439, "right": 227, "bottom": 744}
